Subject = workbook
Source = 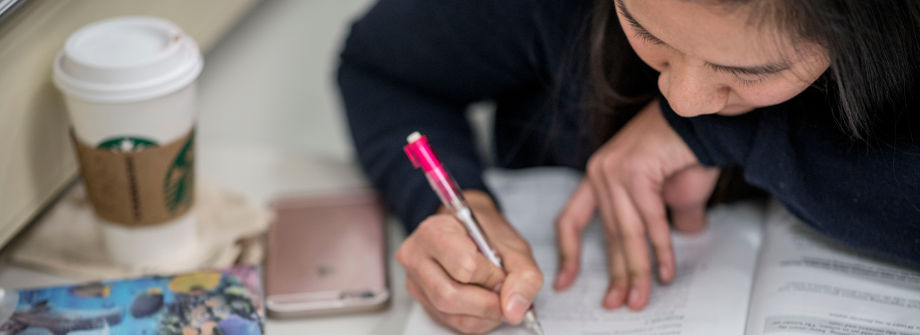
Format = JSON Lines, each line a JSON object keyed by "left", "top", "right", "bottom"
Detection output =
{"left": 0, "top": 266, "right": 264, "bottom": 334}
{"left": 403, "top": 168, "right": 920, "bottom": 335}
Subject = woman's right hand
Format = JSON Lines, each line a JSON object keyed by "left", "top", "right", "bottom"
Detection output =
{"left": 396, "top": 190, "right": 543, "bottom": 334}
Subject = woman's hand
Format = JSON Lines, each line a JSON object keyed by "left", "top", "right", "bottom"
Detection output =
{"left": 397, "top": 190, "right": 543, "bottom": 334}
{"left": 553, "top": 100, "right": 720, "bottom": 311}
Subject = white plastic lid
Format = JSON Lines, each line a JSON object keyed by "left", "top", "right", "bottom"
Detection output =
{"left": 53, "top": 16, "right": 203, "bottom": 103}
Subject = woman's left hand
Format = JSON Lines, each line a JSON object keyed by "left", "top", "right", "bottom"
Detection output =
{"left": 553, "top": 99, "right": 720, "bottom": 311}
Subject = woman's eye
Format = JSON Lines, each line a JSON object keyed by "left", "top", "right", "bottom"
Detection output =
{"left": 735, "top": 76, "right": 767, "bottom": 87}
{"left": 634, "top": 29, "right": 665, "bottom": 46}
{"left": 618, "top": 7, "right": 667, "bottom": 46}
{"left": 734, "top": 74, "right": 772, "bottom": 87}
{"left": 710, "top": 65, "right": 776, "bottom": 88}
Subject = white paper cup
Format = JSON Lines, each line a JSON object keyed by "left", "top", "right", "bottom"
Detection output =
{"left": 53, "top": 16, "right": 203, "bottom": 267}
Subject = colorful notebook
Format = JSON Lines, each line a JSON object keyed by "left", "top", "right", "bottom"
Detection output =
{"left": 0, "top": 266, "right": 263, "bottom": 334}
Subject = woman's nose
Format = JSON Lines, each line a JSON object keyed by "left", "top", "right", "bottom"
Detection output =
{"left": 658, "top": 65, "right": 728, "bottom": 117}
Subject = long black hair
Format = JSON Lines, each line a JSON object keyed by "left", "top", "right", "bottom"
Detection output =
{"left": 586, "top": 0, "right": 920, "bottom": 142}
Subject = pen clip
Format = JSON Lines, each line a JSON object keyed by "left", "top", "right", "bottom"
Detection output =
{"left": 404, "top": 145, "right": 421, "bottom": 169}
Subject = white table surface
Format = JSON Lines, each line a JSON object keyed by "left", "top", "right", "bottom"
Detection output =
{"left": 0, "top": 0, "right": 418, "bottom": 334}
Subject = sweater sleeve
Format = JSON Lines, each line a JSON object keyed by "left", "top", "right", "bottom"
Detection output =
{"left": 337, "top": 0, "right": 575, "bottom": 231}
{"left": 659, "top": 96, "right": 763, "bottom": 167}
{"left": 661, "top": 95, "right": 920, "bottom": 268}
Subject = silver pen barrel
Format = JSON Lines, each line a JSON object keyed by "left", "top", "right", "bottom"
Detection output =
{"left": 523, "top": 309, "right": 545, "bottom": 335}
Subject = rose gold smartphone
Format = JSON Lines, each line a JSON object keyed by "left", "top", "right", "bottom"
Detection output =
{"left": 265, "top": 191, "right": 390, "bottom": 318}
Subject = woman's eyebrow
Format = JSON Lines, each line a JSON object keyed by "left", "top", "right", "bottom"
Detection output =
{"left": 614, "top": 0, "right": 791, "bottom": 76}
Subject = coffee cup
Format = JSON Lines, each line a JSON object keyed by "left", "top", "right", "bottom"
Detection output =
{"left": 53, "top": 16, "right": 203, "bottom": 267}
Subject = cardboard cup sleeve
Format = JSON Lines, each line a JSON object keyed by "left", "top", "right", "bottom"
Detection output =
{"left": 72, "top": 130, "right": 195, "bottom": 226}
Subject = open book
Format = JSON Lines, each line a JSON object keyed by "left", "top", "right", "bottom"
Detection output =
{"left": 403, "top": 168, "right": 920, "bottom": 335}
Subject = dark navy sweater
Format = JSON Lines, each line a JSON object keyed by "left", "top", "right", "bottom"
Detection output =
{"left": 336, "top": 0, "right": 920, "bottom": 268}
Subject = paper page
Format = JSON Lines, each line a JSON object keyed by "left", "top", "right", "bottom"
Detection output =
{"left": 744, "top": 203, "right": 920, "bottom": 335}
{"left": 403, "top": 167, "right": 765, "bottom": 335}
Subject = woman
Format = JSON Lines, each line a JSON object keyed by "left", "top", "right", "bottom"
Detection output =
{"left": 338, "top": 0, "right": 920, "bottom": 333}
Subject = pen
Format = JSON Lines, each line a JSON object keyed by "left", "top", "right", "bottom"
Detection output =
{"left": 404, "top": 131, "right": 545, "bottom": 335}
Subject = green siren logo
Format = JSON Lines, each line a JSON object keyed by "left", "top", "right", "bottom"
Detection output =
{"left": 97, "top": 137, "right": 158, "bottom": 151}
{"left": 97, "top": 134, "right": 194, "bottom": 216}
{"left": 164, "top": 132, "right": 194, "bottom": 213}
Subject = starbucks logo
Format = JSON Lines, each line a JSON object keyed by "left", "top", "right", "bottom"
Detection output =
{"left": 97, "top": 136, "right": 158, "bottom": 151}
{"left": 96, "top": 134, "right": 194, "bottom": 216}
{"left": 164, "top": 132, "right": 194, "bottom": 213}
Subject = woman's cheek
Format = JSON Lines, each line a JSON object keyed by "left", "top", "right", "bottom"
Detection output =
{"left": 733, "top": 58, "right": 829, "bottom": 109}
{"left": 628, "top": 39, "right": 668, "bottom": 73}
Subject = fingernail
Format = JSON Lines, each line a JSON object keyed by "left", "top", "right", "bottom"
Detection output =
{"left": 604, "top": 288, "right": 621, "bottom": 309}
{"left": 628, "top": 287, "right": 640, "bottom": 305}
{"left": 554, "top": 273, "right": 568, "bottom": 289}
{"left": 659, "top": 265, "right": 670, "bottom": 280}
{"left": 493, "top": 282, "right": 503, "bottom": 293}
{"left": 505, "top": 294, "right": 531, "bottom": 319}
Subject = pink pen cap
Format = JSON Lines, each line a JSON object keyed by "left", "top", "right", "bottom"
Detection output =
{"left": 403, "top": 131, "right": 441, "bottom": 172}
{"left": 403, "top": 131, "right": 464, "bottom": 208}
